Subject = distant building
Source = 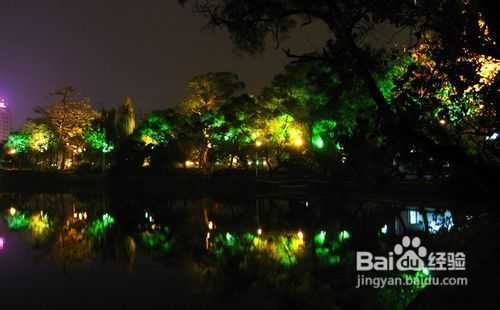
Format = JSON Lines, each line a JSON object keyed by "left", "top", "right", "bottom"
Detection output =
{"left": 0, "top": 97, "right": 12, "bottom": 141}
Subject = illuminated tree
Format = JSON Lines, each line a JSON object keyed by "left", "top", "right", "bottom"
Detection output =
{"left": 84, "top": 128, "right": 114, "bottom": 154}
{"left": 22, "top": 121, "right": 55, "bottom": 153}
{"left": 138, "top": 112, "right": 174, "bottom": 146}
{"left": 116, "top": 96, "right": 136, "bottom": 140}
{"left": 4, "top": 132, "right": 29, "bottom": 154}
{"left": 211, "top": 94, "right": 259, "bottom": 167}
{"left": 182, "top": 72, "right": 245, "bottom": 114}
{"left": 180, "top": 72, "right": 246, "bottom": 169}
{"left": 36, "top": 87, "right": 99, "bottom": 169}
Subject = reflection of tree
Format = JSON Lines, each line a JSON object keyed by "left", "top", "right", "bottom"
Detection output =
{"left": 52, "top": 224, "right": 94, "bottom": 269}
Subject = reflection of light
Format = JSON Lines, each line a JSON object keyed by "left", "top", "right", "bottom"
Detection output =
{"left": 428, "top": 210, "right": 454, "bottom": 234}
{"left": 0, "top": 237, "right": 4, "bottom": 250}
{"left": 422, "top": 267, "right": 430, "bottom": 276}
{"left": 486, "top": 132, "right": 499, "bottom": 140}
{"left": 381, "top": 224, "right": 388, "bottom": 234}
{"left": 205, "top": 232, "right": 211, "bottom": 250}
{"left": 9, "top": 207, "right": 16, "bottom": 216}
{"left": 338, "top": 230, "right": 350, "bottom": 241}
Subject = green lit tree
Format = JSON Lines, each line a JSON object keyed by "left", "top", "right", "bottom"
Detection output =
{"left": 179, "top": 72, "right": 246, "bottom": 170}
{"left": 137, "top": 112, "right": 174, "bottom": 146}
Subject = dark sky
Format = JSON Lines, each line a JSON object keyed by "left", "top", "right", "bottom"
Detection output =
{"left": 0, "top": 0, "right": 329, "bottom": 129}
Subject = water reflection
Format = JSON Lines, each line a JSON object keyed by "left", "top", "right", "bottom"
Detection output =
{"left": 1, "top": 191, "right": 467, "bottom": 309}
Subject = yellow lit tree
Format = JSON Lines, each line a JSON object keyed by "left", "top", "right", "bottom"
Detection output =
{"left": 36, "top": 87, "right": 99, "bottom": 169}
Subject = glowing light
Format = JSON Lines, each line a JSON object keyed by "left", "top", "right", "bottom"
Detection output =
{"left": 422, "top": 267, "right": 430, "bottom": 276}
{"left": 381, "top": 224, "right": 388, "bottom": 234}
{"left": 439, "top": 119, "right": 446, "bottom": 126}
{"left": 312, "top": 119, "right": 336, "bottom": 150}
{"left": 255, "top": 140, "right": 262, "bottom": 147}
{"left": 257, "top": 228, "right": 262, "bottom": 236}
{"left": 312, "top": 136, "right": 324, "bottom": 149}
{"left": 486, "top": 132, "right": 499, "bottom": 140}
{"left": 6, "top": 211, "right": 30, "bottom": 230}
{"left": 185, "top": 160, "right": 195, "bottom": 168}
{"left": 314, "top": 231, "right": 326, "bottom": 246}
{"left": 87, "top": 213, "right": 115, "bottom": 240}
{"left": 141, "top": 227, "right": 173, "bottom": 255}
{"left": 208, "top": 221, "right": 214, "bottom": 230}
{"left": 9, "top": 207, "right": 16, "bottom": 216}
{"left": 225, "top": 232, "right": 236, "bottom": 247}
{"left": 297, "top": 230, "right": 304, "bottom": 241}
{"left": 338, "top": 230, "right": 350, "bottom": 242}
{"left": 206, "top": 232, "right": 211, "bottom": 250}
{"left": 294, "top": 137, "right": 304, "bottom": 147}
{"left": 0, "top": 237, "right": 4, "bottom": 250}
{"left": 30, "top": 212, "right": 50, "bottom": 238}
{"left": 141, "top": 135, "right": 157, "bottom": 146}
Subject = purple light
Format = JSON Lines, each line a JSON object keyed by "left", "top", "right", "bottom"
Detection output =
{"left": 0, "top": 237, "right": 4, "bottom": 250}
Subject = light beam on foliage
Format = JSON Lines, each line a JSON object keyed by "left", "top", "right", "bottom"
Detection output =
{"left": 5, "top": 133, "right": 30, "bottom": 154}
{"left": 84, "top": 129, "right": 114, "bottom": 153}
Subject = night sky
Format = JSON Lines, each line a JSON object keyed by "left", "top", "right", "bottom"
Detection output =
{"left": 0, "top": 0, "right": 329, "bottom": 129}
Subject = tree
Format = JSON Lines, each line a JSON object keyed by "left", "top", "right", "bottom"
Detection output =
{"left": 36, "top": 87, "right": 99, "bottom": 169}
{"left": 211, "top": 94, "right": 259, "bottom": 167}
{"left": 22, "top": 121, "right": 55, "bottom": 153}
{"left": 180, "top": 0, "right": 401, "bottom": 125}
{"left": 116, "top": 96, "right": 136, "bottom": 140}
{"left": 179, "top": 72, "right": 246, "bottom": 169}
{"left": 137, "top": 112, "right": 174, "bottom": 146}
{"left": 181, "top": 0, "right": 500, "bottom": 185}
